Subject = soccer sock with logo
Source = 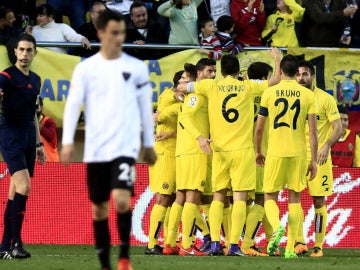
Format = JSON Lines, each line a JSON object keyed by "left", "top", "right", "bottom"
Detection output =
{"left": 11, "top": 193, "right": 27, "bottom": 245}
{"left": 222, "top": 206, "right": 232, "bottom": 247}
{"left": 241, "top": 204, "right": 265, "bottom": 250}
{"left": 163, "top": 207, "right": 171, "bottom": 243}
{"left": 194, "top": 208, "right": 210, "bottom": 237}
{"left": 0, "top": 199, "right": 13, "bottom": 251}
{"left": 166, "top": 202, "right": 183, "bottom": 247}
{"left": 314, "top": 206, "right": 327, "bottom": 249}
{"left": 117, "top": 210, "right": 132, "bottom": 259}
{"left": 296, "top": 205, "right": 306, "bottom": 244}
{"left": 264, "top": 200, "right": 280, "bottom": 231}
{"left": 148, "top": 204, "right": 167, "bottom": 248}
{"left": 209, "top": 200, "right": 224, "bottom": 242}
{"left": 93, "top": 219, "right": 110, "bottom": 269}
{"left": 262, "top": 213, "right": 272, "bottom": 241}
{"left": 230, "top": 200, "right": 246, "bottom": 245}
{"left": 181, "top": 202, "right": 198, "bottom": 249}
{"left": 286, "top": 203, "right": 301, "bottom": 252}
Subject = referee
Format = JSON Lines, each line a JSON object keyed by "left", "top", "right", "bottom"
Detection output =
{"left": 61, "top": 10, "right": 156, "bottom": 270}
{"left": 0, "top": 33, "right": 46, "bottom": 260}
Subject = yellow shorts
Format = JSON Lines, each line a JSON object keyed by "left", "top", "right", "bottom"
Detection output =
{"left": 255, "top": 165, "right": 264, "bottom": 194}
{"left": 176, "top": 153, "right": 208, "bottom": 192}
{"left": 149, "top": 153, "right": 176, "bottom": 195}
{"left": 307, "top": 157, "right": 333, "bottom": 196}
{"left": 263, "top": 155, "right": 307, "bottom": 193}
{"left": 212, "top": 148, "right": 256, "bottom": 192}
{"left": 203, "top": 153, "right": 213, "bottom": 195}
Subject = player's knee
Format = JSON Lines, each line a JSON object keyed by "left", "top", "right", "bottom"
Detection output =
{"left": 115, "top": 200, "right": 130, "bottom": 213}
{"left": 156, "top": 193, "right": 172, "bottom": 207}
{"left": 92, "top": 202, "right": 109, "bottom": 220}
{"left": 15, "top": 182, "right": 31, "bottom": 196}
{"left": 313, "top": 196, "right": 325, "bottom": 208}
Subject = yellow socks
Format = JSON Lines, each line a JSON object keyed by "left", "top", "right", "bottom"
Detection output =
{"left": 286, "top": 203, "right": 301, "bottom": 251}
{"left": 201, "top": 204, "right": 211, "bottom": 229}
{"left": 163, "top": 207, "right": 171, "bottom": 243}
{"left": 209, "top": 200, "right": 224, "bottom": 242}
{"left": 241, "top": 204, "right": 265, "bottom": 250}
{"left": 296, "top": 205, "right": 305, "bottom": 244}
{"left": 264, "top": 200, "right": 280, "bottom": 232}
{"left": 314, "top": 206, "right": 327, "bottom": 249}
{"left": 148, "top": 204, "right": 167, "bottom": 248}
{"left": 166, "top": 202, "right": 183, "bottom": 247}
{"left": 195, "top": 208, "right": 210, "bottom": 237}
{"left": 230, "top": 200, "right": 246, "bottom": 245}
{"left": 222, "top": 206, "right": 232, "bottom": 247}
{"left": 262, "top": 213, "right": 272, "bottom": 241}
{"left": 181, "top": 202, "right": 198, "bottom": 249}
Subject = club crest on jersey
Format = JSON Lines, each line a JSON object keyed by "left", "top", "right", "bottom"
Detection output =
{"left": 348, "top": 143, "right": 354, "bottom": 151}
{"left": 188, "top": 96, "right": 198, "bottom": 107}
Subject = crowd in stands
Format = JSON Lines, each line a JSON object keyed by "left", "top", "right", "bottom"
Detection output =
{"left": 0, "top": 0, "right": 359, "bottom": 58}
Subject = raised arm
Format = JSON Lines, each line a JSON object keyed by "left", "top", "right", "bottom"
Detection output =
{"left": 268, "top": 47, "right": 282, "bottom": 86}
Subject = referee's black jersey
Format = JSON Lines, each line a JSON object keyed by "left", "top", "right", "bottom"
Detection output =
{"left": 0, "top": 66, "right": 41, "bottom": 126}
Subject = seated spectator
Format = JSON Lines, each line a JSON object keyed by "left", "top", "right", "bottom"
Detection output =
{"left": 77, "top": 1, "right": 107, "bottom": 57}
{"left": 0, "top": 6, "right": 18, "bottom": 44}
{"left": 301, "top": 0, "right": 358, "bottom": 47}
{"left": 230, "top": 0, "right": 266, "bottom": 46}
{"left": 125, "top": 1, "right": 167, "bottom": 59}
{"left": 198, "top": 17, "right": 222, "bottom": 60}
{"left": 215, "top": 15, "right": 243, "bottom": 55}
{"left": 37, "top": 97, "right": 59, "bottom": 162}
{"left": 27, "top": 4, "right": 90, "bottom": 54}
{"left": 47, "top": 0, "right": 88, "bottom": 31}
{"left": 158, "top": 0, "right": 203, "bottom": 45}
{"left": 331, "top": 107, "right": 360, "bottom": 167}
{"left": 197, "top": 0, "right": 230, "bottom": 24}
{"left": 350, "top": 0, "right": 360, "bottom": 48}
{"left": 261, "top": 0, "right": 304, "bottom": 47}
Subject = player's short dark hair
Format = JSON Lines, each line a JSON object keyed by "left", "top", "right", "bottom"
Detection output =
{"left": 198, "top": 17, "right": 214, "bottom": 30}
{"left": 36, "top": 4, "right": 55, "bottom": 18}
{"left": 280, "top": 54, "right": 299, "bottom": 77}
{"left": 216, "top": 15, "right": 234, "bottom": 32}
{"left": 221, "top": 54, "right": 239, "bottom": 77}
{"left": 247, "top": 62, "right": 273, "bottom": 80}
{"left": 0, "top": 6, "right": 13, "bottom": 19}
{"left": 173, "top": 70, "right": 184, "bottom": 88}
{"left": 184, "top": 63, "right": 197, "bottom": 81}
{"left": 96, "top": 9, "right": 125, "bottom": 30}
{"left": 338, "top": 106, "right": 349, "bottom": 115}
{"left": 298, "top": 60, "right": 315, "bottom": 76}
{"left": 130, "top": 1, "right": 147, "bottom": 14}
{"left": 16, "top": 33, "right": 37, "bottom": 50}
{"left": 196, "top": 58, "right": 216, "bottom": 71}
{"left": 90, "top": 1, "right": 106, "bottom": 12}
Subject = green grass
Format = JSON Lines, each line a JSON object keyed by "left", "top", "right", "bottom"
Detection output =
{"left": 0, "top": 245, "right": 359, "bottom": 270}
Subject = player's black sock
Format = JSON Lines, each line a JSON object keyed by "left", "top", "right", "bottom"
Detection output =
{"left": 117, "top": 210, "right": 132, "bottom": 259}
{"left": 93, "top": 219, "right": 111, "bottom": 269}
{"left": 11, "top": 193, "right": 28, "bottom": 245}
{"left": 0, "top": 199, "right": 13, "bottom": 251}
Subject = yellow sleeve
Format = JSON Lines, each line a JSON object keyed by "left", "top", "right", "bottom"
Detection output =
{"left": 249, "top": 80, "right": 269, "bottom": 98}
{"left": 325, "top": 96, "right": 340, "bottom": 123}
{"left": 284, "top": 0, "right": 305, "bottom": 22}
{"left": 261, "top": 15, "right": 275, "bottom": 38}
{"left": 158, "top": 102, "right": 179, "bottom": 123}
{"left": 179, "top": 94, "right": 205, "bottom": 140}
{"left": 354, "top": 135, "right": 360, "bottom": 167}
{"left": 193, "top": 79, "right": 215, "bottom": 97}
{"left": 307, "top": 92, "right": 317, "bottom": 115}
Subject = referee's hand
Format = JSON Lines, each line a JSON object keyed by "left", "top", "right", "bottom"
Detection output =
{"left": 36, "top": 146, "right": 46, "bottom": 165}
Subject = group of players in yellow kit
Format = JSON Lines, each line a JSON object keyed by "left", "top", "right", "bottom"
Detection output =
{"left": 146, "top": 48, "right": 342, "bottom": 259}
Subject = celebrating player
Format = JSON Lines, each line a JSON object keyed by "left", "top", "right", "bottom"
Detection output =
{"left": 295, "top": 60, "right": 342, "bottom": 257}
{"left": 0, "top": 33, "right": 45, "bottom": 260}
{"left": 254, "top": 54, "right": 318, "bottom": 258}
{"left": 61, "top": 10, "right": 156, "bottom": 270}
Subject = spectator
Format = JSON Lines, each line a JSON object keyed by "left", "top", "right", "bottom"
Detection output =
{"left": 261, "top": 0, "right": 304, "bottom": 47}
{"left": 77, "top": 1, "right": 107, "bottom": 57}
{"left": 301, "top": 0, "right": 358, "bottom": 47}
{"left": 331, "top": 107, "right": 360, "bottom": 167}
{"left": 47, "top": 0, "right": 88, "bottom": 31}
{"left": 0, "top": 6, "right": 18, "bottom": 44}
{"left": 37, "top": 97, "right": 59, "bottom": 162}
{"left": 158, "top": 0, "right": 203, "bottom": 45}
{"left": 263, "top": 0, "right": 277, "bottom": 16}
{"left": 198, "top": 17, "right": 222, "bottom": 60}
{"left": 28, "top": 4, "right": 90, "bottom": 54}
{"left": 350, "top": 0, "right": 360, "bottom": 48}
{"left": 197, "top": 0, "right": 230, "bottom": 24}
{"left": 215, "top": 15, "right": 243, "bottom": 55}
{"left": 230, "top": 0, "right": 266, "bottom": 46}
{"left": 125, "top": 1, "right": 167, "bottom": 59}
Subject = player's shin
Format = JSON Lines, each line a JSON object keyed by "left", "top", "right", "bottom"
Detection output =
{"left": 314, "top": 206, "right": 327, "bottom": 249}
{"left": 94, "top": 219, "right": 111, "bottom": 269}
{"left": 286, "top": 203, "right": 301, "bottom": 252}
{"left": 148, "top": 204, "right": 167, "bottom": 248}
{"left": 241, "top": 204, "right": 265, "bottom": 250}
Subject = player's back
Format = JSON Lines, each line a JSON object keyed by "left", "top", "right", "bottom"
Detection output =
{"left": 262, "top": 80, "right": 316, "bottom": 157}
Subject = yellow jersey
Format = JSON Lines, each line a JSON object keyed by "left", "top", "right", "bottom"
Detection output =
{"left": 253, "top": 87, "right": 269, "bottom": 155}
{"left": 176, "top": 93, "right": 210, "bottom": 156}
{"left": 306, "top": 87, "right": 340, "bottom": 158}
{"left": 193, "top": 76, "right": 268, "bottom": 152}
{"left": 155, "top": 88, "right": 180, "bottom": 154}
{"left": 259, "top": 80, "right": 316, "bottom": 157}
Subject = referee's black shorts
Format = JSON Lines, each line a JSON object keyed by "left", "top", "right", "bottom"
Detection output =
{"left": 0, "top": 124, "right": 36, "bottom": 177}
{"left": 87, "top": 157, "right": 136, "bottom": 204}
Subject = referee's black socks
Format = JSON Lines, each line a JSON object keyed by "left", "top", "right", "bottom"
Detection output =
{"left": 0, "top": 199, "right": 13, "bottom": 251}
{"left": 93, "top": 219, "right": 110, "bottom": 269}
{"left": 117, "top": 210, "right": 132, "bottom": 259}
{"left": 11, "top": 193, "right": 28, "bottom": 245}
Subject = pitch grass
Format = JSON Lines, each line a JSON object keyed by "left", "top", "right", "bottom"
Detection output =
{"left": 0, "top": 245, "right": 359, "bottom": 270}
